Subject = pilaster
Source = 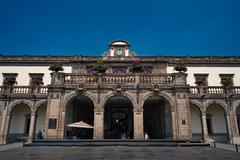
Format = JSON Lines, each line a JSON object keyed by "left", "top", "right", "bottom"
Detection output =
{"left": 133, "top": 108, "right": 144, "bottom": 139}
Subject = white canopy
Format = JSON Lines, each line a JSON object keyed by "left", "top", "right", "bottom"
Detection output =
{"left": 67, "top": 121, "right": 94, "bottom": 129}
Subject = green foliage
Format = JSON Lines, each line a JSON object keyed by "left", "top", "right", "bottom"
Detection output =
{"left": 32, "top": 77, "right": 44, "bottom": 86}
{"left": 48, "top": 63, "right": 64, "bottom": 72}
{"left": 174, "top": 62, "right": 187, "bottom": 73}
{"left": 221, "top": 77, "right": 232, "bottom": 86}
{"left": 92, "top": 60, "right": 107, "bottom": 73}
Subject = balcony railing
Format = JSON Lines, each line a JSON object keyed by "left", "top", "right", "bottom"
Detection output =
{"left": 64, "top": 73, "right": 175, "bottom": 85}
{"left": 140, "top": 74, "right": 174, "bottom": 84}
{"left": 0, "top": 86, "right": 48, "bottom": 97}
{"left": 189, "top": 86, "right": 240, "bottom": 95}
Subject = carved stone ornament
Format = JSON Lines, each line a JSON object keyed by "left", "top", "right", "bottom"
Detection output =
{"left": 153, "top": 84, "right": 160, "bottom": 94}
{"left": 75, "top": 84, "right": 85, "bottom": 96}
{"left": 113, "top": 84, "right": 125, "bottom": 95}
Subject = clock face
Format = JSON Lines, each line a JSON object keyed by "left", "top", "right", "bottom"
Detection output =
{"left": 116, "top": 49, "right": 124, "bottom": 56}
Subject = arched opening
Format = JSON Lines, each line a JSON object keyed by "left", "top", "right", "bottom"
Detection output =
{"left": 8, "top": 103, "right": 31, "bottom": 142}
{"left": 65, "top": 96, "right": 94, "bottom": 139}
{"left": 104, "top": 96, "right": 133, "bottom": 139}
{"left": 206, "top": 103, "right": 228, "bottom": 142}
{"left": 190, "top": 103, "right": 203, "bottom": 140}
{"left": 236, "top": 106, "right": 240, "bottom": 135}
{"left": 143, "top": 95, "right": 172, "bottom": 139}
{"left": 35, "top": 103, "right": 47, "bottom": 140}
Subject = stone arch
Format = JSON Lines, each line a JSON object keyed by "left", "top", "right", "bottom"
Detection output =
{"left": 233, "top": 101, "right": 240, "bottom": 113}
{"left": 8, "top": 100, "right": 33, "bottom": 143}
{"left": 190, "top": 100, "right": 203, "bottom": 140}
{"left": 64, "top": 91, "right": 95, "bottom": 139}
{"left": 139, "top": 92, "right": 175, "bottom": 111}
{"left": 102, "top": 92, "right": 135, "bottom": 139}
{"left": 63, "top": 91, "right": 98, "bottom": 111}
{"left": 100, "top": 91, "right": 137, "bottom": 111}
{"left": 190, "top": 100, "right": 203, "bottom": 112}
{"left": 8, "top": 100, "right": 33, "bottom": 114}
{"left": 205, "top": 100, "right": 228, "bottom": 142}
{"left": 34, "top": 100, "right": 48, "bottom": 112}
{"left": 142, "top": 92, "right": 174, "bottom": 139}
{"left": 204, "top": 100, "right": 228, "bottom": 114}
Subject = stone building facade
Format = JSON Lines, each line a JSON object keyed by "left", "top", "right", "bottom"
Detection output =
{"left": 0, "top": 40, "right": 240, "bottom": 144}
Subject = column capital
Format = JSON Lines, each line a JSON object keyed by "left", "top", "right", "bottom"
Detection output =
{"left": 94, "top": 108, "right": 104, "bottom": 112}
{"left": 133, "top": 108, "right": 143, "bottom": 112}
{"left": 31, "top": 112, "right": 36, "bottom": 116}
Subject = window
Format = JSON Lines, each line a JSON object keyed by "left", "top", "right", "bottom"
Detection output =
{"left": 2, "top": 73, "right": 18, "bottom": 87}
{"left": 29, "top": 73, "right": 44, "bottom": 87}
{"left": 219, "top": 74, "right": 234, "bottom": 87}
{"left": 194, "top": 74, "right": 208, "bottom": 87}
{"left": 48, "top": 118, "right": 57, "bottom": 129}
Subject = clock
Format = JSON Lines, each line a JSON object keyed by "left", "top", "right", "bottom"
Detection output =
{"left": 116, "top": 49, "right": 124, "bottom": 56}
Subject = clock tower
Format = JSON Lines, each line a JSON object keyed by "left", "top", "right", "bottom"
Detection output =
{"left": 108, "top": 40, "right": 131, "bottom": 57}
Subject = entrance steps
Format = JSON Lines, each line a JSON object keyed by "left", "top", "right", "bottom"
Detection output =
{"left": 24, "top": 139, "right": 210, "bottom": 147}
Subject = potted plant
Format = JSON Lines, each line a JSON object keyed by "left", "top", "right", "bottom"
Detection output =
{"left": 3, "top": 77, "right": 17, "bottom": 94}
{"left": 221, "top": 77, "right": 233, "bottom": 94}
{"left": 220, "top": 77, "right": 232, "bottom": 87}
{"left": 92, "top": 60, "right": 107, "bottom": 74}
{"left": 195, "top": 79, "right": 205, "bottom": 86}
{"left": 32, "top": 77, "right": 44, "bottom": 86}
{"left": 3, "top": 77, "right": 17, "bottom": 87}
{"left": 31, "top": 77, "right": 44, "bottom": 94}
{"left": 48, "top": 63, "right": 64, "bottom": 72}
{"left": 129, "top": 60, "right": 144, "bottom": 73}
{"left": 174, "top": 62, "right": 187, "bottom": 73}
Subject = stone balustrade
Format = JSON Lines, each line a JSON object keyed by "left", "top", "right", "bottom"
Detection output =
{"left": 189, "top": 86, "right": 240, "bottom": 95}
{"left": 0, "top": 86, "right": 48, "bottom": 97}
{"left": 64, "top": 73, "right": 174, "bottom": 85}
{"left": 140, "top": 74, "right": 174, "bottom": 84}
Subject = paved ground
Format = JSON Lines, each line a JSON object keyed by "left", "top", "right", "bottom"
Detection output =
{"left": 0, "top": 146, "right": 239, "bottom": 160}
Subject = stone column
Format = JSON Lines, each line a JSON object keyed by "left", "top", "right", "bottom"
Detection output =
{"left": 171, "top": 111, "right": 177, "bottom": 139}
{"left": 173, "top": 72, "right": 191, "bottom": 139}
{"left": 2, "top": 114, "right": 11, "bottom": 144}
{"left": 201, "top": 112, "right": 208, "bottom": 142}
{"left": 27, "top": 112, "right": 36, "bottom": 142}
{"left": 133, "top": 109, "right": 144, "bottom": 139}
{"left": 234, "top": 113, "right": 239, "bottom": 135}
{"left": 226, "top": 114, "right": 233, "bottom": 144}
{"left": 0, "top": 109, "right": 8, "bottom": 144}
{"left": 229, "top": 112, "right": 240, "bottom": 144}
{"left": 58, "top": 109, "right": 66, "bottom": 139}
{"left": 93, "top": 109, "right": 104, "bottom": 139}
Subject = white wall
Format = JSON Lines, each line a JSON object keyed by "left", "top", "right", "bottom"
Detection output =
{"left": 9, "top": 104, "right": 31, "bottom": 133}
{"left": 190, "top": 105, "right": 202, "bottom": 133}
{"left": 167, "top": 66, "right": 240, "bottom": 86}
{"left": 0, "top": 66, "right": 72, "bottom": 86}
{"left": 206, "top": 105, "right": 227, "bottom": 133}
{"left": 35, "top": 104, "right": 47, "bottom": 134}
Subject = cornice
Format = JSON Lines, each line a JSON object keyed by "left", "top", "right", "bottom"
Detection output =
{"left": 0, "top": 55, "right": 240, "bottom": 65}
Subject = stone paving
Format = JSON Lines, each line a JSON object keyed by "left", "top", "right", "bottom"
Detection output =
{"left": 0, "top": 146, "right": 240, "bottom": 160}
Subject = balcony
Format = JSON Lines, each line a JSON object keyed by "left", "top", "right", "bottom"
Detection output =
{"left": 189, "top": 86, "right": 240, "bottom": 97}
{"left": 63, "top": 73, "right": 175, "bottom": 85}
{"left": 0, "top": 86, "right": 48, "bottom": 98}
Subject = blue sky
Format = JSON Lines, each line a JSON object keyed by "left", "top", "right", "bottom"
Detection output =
{"left": 0, "top": 0, "right": 239, "bottom": 56}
